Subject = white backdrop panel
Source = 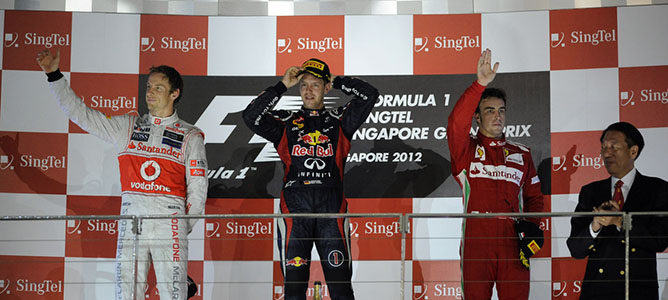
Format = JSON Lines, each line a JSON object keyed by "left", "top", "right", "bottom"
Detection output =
{"left": 344, "top": 15, "right": 413, "bottom": 75}
{"left": 71, "top": 12, "right": 140, "bottom": 74}
{"left": 550, "top": 68, "right": 619, "bottom": 133}
{"left": 207, "top": 16, "right": 277, "bottom": 76}
{"left": 0, "top": 193, "right": 66, "bottom": 257}
{"left": 482, "top": 10, "right": 550, "bottom": 73}
{"left": 0, "top": 70, "right": 71, "bottom": 133}
{"left": 618, "top": 5, "right": 668, "bottom": 68}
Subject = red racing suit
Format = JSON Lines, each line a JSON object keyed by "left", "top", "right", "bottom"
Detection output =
{"left": 446, "top": 81, "right": 543, "bottom": 300}
{"left": 47, "top": 71, "right": 208, "bottom": 300}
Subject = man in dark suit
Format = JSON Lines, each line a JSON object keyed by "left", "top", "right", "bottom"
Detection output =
{"left": 567, "top": 122, "right": 668, "bottom": 300}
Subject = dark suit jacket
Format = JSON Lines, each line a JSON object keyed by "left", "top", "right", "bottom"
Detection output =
{"left": 567, "top": 172, "right": 668, "bottom": 300}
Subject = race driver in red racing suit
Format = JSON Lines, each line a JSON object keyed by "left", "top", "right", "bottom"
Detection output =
{"left": 37, "top": 50, "right": 208, "bottom": 300}
{"left": 243, "top": 58, "right": 378, "bottom": 300}
{"left": 447, "top": 49, "right": 544, "bottom": 299}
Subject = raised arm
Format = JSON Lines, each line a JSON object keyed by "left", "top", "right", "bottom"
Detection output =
{"left": 241, "top": 67, "right": 302, "bottom": 144}
{"left": 447, "top": 49, "right": 499, "bottom": 175}
{"left": 37, "top": 49, "right": 131, "bottom": 145}
{"left": 334, "top": 76, "right": 379, "bottom": 139}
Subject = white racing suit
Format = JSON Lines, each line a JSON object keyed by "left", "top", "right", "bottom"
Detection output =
{"left": 47, "top": 72, "right": 208, "bottom": 300}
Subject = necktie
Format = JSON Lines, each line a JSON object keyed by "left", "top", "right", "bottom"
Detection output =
{"left": 613, "top": 180, "right": 624, "bottom": 209}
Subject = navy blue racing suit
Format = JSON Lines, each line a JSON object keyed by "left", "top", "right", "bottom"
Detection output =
{"left": 243, "top": 76, "right": 378, "bottom": 300}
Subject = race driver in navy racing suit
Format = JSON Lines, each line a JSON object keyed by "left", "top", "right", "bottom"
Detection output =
{"left": 243, "top": 58, "right": 379, "bottom": 300}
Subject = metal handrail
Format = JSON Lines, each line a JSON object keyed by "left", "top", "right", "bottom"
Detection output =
{"left": 2, "top": 211, "right": 667, "bottom": 300}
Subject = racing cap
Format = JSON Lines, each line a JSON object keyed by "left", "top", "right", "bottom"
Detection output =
{"left": 299, "top": 58, "right": 331, "bottom": 83}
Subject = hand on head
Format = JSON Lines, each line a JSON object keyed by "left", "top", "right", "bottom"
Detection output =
{"left": 282, "top": 66, "right": 304, "bottom": 89}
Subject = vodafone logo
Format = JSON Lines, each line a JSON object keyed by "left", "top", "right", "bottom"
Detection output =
{"left": 140, "top": 160, "right": 161, "bottom": 181}
{"left": 550, "top": 29, "right": 616, "bottom": 48}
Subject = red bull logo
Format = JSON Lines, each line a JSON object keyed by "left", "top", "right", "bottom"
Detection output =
{"left": 292, "top": 117, "right": 304, "bottom": 128}
{"left": 286, "top": 256, "right": 308, "bottom": 267}
{"left": 300, "top": 130, "right": 330, "bottom": 145}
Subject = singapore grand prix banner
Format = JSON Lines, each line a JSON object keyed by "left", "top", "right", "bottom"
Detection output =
{"left": 139, "top": 72, "right": 551, "bottom": 199}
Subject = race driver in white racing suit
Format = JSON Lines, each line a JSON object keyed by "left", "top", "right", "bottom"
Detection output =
{"left": 37, "top": 50, "right": 208, "bottom": 300}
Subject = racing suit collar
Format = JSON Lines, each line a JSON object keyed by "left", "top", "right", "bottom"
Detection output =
{"left": 476, "top": 131, "right": 506, "bottom": 147}
{"left": 300, "top": 106, "right": 326, "bottom": 117}
{"left": 149, "top": 111, "right": 179, "bottom": 126}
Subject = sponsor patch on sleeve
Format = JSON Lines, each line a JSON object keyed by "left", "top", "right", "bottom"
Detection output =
{"left": 190, "top": 168, "right": 205, "bottom": 177}
{"left": 190, "top": 159, "right": 206, "bottom": 167}
{"left": 531, "top": 175, "right": 540, "bottom": 185}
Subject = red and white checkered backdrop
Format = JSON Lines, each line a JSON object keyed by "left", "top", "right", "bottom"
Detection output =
{"left": 1, "top": 6, "right": 667, "bottom": 300}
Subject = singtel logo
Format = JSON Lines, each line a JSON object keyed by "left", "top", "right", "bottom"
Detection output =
{"left": 277, "top": 37, "right": 343, "bottom": 54}
{"left": 553, "top": 280, "right": 582, "bottom": 297}
{"left": 551, "top": 29, "right": 616, "bottom": 48}
{"left": 81, "top": 95, "right": 137, "bottom": 112}
{"left": 552, "top": 154, "right": 603, "bottom": 171}
{"left": 620, "top": 89, "right": 668, "bottom": 107}
{"left": 141, "top": 36, "right": 206, "bottom": 53}
{"left": 0, "top": 154, "right": 65, "bottom": 171}
{"left": 350, "top": 221, "right": 409, "bottom": 238}
{"left": 414, "top": 35, "right": 480, "bottom": 53}
{"left": 4, "top": 32, "right": 70, "bottom": 48}
{"left": 414, "top": 283, "right": 462, "bottom": 299}
{"left": 225, "top": 221, "right": 272, "bottom": 238}
{"left": 67, "top": 219, "right": 118, "bottom": 235}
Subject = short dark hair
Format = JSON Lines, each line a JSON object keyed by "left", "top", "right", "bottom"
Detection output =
{"left": 149, "top": 65, "right": 183, "bottom": 104}
{"left": 600, "top": 122, "right": 645, "bottom": 158}
{"left": 476, "top": 88, "right": 507, "bottom": 114}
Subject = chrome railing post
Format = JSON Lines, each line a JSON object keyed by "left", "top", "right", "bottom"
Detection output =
{"left": 623, "top": 212, "right": 632, "bottom": 300}
{"left": 131, "top": 216, "right": 141, "bottom": 300}
{"left": 400, "top": 214, "right": 409, "bottom": 300}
